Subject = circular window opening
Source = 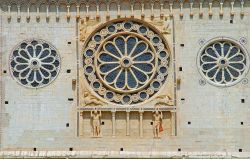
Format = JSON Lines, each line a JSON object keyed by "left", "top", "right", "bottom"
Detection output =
{"left": 197, "top": 38, "right": 249, "bottom": 87}
{"left": 83, "top": 18, "right": 171, "bottom": 105}
{"left": 9, "top": 39, "right": 61, "bottom": 88}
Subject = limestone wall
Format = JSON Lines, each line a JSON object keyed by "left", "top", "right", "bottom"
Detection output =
{"left": 0, "top": 0, "right": 250, "bottom": 158}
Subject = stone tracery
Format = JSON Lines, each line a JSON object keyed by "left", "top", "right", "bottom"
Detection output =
{"left": 97, "top": 34, "right": 156, "bottom": 93}
{"left": 198, "top": 38, "right": 249, "bottom": 87}
{"left": 9, "top": 39, "right": 60, "bottom": 88}
{"left": 83, "top": 19, "right": 170, "bottom": 105}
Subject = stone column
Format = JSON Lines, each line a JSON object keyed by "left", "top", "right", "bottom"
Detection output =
{"left": 79, "top": 111, "right": 84, "bottom": 136}
{"left": 46, "top": 5, "right": 50, "bottom": 19}
{"left": 139, "top": 110, "right": 144, "bottom": 138}
{"left": 111, "top": 110, "right": 116, "bottom": 137}
{"left": 76, "top": 5, "right": 80, "bottom": 19}
{"left": 126, "top": 110, "right": 130, "bottom": 136}
{"left": 171, "top": 111, "right": 176, "bottom": 136}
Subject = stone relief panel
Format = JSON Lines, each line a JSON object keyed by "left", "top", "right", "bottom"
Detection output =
{"left": 80, "top": 111, "right": 173, "bottom": 138}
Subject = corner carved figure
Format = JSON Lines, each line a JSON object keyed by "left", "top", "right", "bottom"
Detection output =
{"left": 80, "top": 19, "right": 100, "bottom": 42}
{"left": 155, "top": 95, "right": 174, "bottom": 107}
{"left": 153, "top": 110, "right": 163, "bottom": 138}
{"left": 83, "top": 91, "right": 105, "bottom": 107}
{"left": 91, "top": 110, "right": 102, "bottom": 137}
{"left": 149, "top": 19, "right": 171, "bottom": 34}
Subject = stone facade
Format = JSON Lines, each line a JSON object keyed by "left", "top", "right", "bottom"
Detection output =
{"left": 0, "top": 0, "right": 250, "bottom": 158}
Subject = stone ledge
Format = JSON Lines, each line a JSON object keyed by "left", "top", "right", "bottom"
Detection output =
{"left": 0, "top": 151, "right": 250, "bottom": 158}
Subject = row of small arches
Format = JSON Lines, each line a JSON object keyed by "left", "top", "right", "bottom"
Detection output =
{"left": 1, "top": 0, "right": 246, "bottom": 11}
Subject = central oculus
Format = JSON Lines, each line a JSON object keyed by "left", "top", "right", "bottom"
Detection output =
{"left": 121, "top": 57, "right": 132, "bottom": 68}
{"left": 30, "top": 58, "right": 40, "bottom": 69}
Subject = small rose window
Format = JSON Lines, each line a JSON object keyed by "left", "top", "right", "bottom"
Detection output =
{"left": 198, "top": 38, "right": 249, "bottom": 87}
{"left": 10, "top": 39, "right": 60, "bottom": 88}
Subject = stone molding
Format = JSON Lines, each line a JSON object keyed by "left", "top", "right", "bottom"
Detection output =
{"left": 0, "top": 151, "right": 250, "bottom": 158}
{"left": 0, "top": 0, "right": 246, "bottom": 20}
{"left": 78, "top": 106, "right": 176, "bottom": 111}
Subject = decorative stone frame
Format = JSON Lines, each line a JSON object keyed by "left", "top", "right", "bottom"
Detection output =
{"left": 197, "top": 37, "right": 249, "bottom": 87}
{"left": 79, "top": 107, "right": 177, "bottom": 138}
{"left": 81, "top": 18, "right": 172, "bottom": 106}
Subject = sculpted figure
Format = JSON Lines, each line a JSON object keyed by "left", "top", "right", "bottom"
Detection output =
{"left": 83, "top": 91, "right": 104, "bottom": 107}
{"left": 155, "top": 95, "right": 174, "bottom": 106}
{"left": 153, "top": 110, "right": 163, "bottom": 138}
{"left": 91, "top": 110, "right": 102, "bottom": 137}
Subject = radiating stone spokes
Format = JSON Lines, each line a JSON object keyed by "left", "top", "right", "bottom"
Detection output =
{"left": 83, "top": 19, "right": 170, "bottom": 105}
{"left": 198, "top": 38, "right": 248, "bottom": 86}
{"left": 97, "top": 34, "right": 156, "bottom": 93}
{"left": 10, "top": 39, "right": 60, "bottom": 88}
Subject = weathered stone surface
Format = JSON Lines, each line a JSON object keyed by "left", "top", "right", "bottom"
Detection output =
{"left": 0, "top": 0, "right": 250, "bottom": 158}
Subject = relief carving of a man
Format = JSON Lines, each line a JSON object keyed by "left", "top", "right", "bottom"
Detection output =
{"left": 91, "top": 110, "right": 102, "bottom": 137}
{"left": 153, "top": 110, "right": 163, "bottom": 138}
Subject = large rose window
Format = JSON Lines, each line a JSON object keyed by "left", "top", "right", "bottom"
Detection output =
{"left": 83, "top": 19, "right": 170, "bottom": 105}
{"left": 198, "top": 38, "right": 249, "bottom": 86}
{"left": 10, "top": 39, "right": 60, "bottom": 88}
{"left": 97, "top": 34, "right": 156, "bottom": 93}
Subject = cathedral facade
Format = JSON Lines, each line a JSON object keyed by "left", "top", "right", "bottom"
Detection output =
{"left": 0, "top": 0, "right": 250, "bottom": 158}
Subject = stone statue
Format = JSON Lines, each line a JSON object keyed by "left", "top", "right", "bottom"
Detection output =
{"left": 91, "top": 110, "right": 102, "bottom": 137}
{"left": 153, "top": 110, "right": 163, "bottom": 138}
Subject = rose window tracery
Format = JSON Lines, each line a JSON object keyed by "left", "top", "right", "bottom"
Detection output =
{"left": 10, "top": 39, "right": 60, "bottom": 88}
{"left": 83, "top": 19, "right": 170, "bottom": 105}
{"left": 198, "top": 38, "right": 249, "bottom": 87}
{"left": 97, "top": 34, "right": 156, "bottom": 93}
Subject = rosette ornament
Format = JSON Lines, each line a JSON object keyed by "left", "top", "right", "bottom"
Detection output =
{"left": 97, "top": 35, "right": 156, "bottom": 93}
{"left": 83, "top": 19, "right": 170, "bottom": 105}
{"left": 10, "top": 40, "right": 60, "bottom": 88}
{"left": 199, "top": 39, "right": 248, "bottom": 86}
